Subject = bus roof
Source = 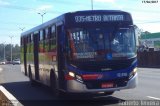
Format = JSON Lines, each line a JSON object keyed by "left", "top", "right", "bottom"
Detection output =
{"left": 21, "top": 10, "right": 132, "bottom": 37}
{"left": 69, "top": 10, "right": 130, "bottom": 14}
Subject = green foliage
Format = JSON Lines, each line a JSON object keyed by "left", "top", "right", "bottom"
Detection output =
{"left": 0, "top": 44, "right": 20, "bottom": 61}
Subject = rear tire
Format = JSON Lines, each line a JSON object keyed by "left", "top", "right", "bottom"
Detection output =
{"left": 28, "top": 66, "right": 36, "bottom": 86}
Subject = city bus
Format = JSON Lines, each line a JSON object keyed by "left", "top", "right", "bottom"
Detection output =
{"left": 21, "top": 10, "right": 138, "bottom": 96}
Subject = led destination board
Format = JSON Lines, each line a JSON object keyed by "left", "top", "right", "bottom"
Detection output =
{"left": 75, "top": 15, "right": 124, "bottom": 23}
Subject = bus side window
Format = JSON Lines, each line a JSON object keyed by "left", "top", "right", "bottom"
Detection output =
{"left": 48, "top": 27, "right": 51, "bottom": 39}
{"left": 45, "top": 28, "right": 48, "bottom": 39}
{"left": 49, "top": 25, "right": 56, "bottom": 52}
{"left": 27, "top": 35, "right": 30, "bottom": 53}
{"left": 31, "top": 34, "right": 33, "bottom": 43}
{"left": 52, "top": 26, "right": 56, "bottom": 44}
{"left": 48, "top": 27, "right": 51, "bottom": 51}
{"left": 30, "top": 34, "right": 32, "bottom": 53}
{"left": 30, "top": 34, "right": 34, "bottom": 53}
{"left": 45, "top": 28, "right": 49, "bottom": 52}
{"left": 43, "top": 29, "right": 46, "bottom": 40}
{"left": 40, "top": 30, "right": 43, "bottom": 41}
{"left": 21, "top": 37, "right": 23, "bottom": 46}
{"left": 39, "top": 30, "right": 44, "bottom": 52}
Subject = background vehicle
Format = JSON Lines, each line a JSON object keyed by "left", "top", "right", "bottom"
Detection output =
{"left": 0, "top": 61, "right": 5, "bottom": 65}
{"left": 12, "top": 59, "right": 21, "bottom": 65}
{"left": 21, "top": 10, "right": 138, "bottom": 97}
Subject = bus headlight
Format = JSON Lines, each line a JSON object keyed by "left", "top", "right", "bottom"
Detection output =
{"left": 65, "top": 71, "right": 75, "bottom": 80}
{"left": 69, "top": 72, "right": 75, "bottom": 77}
{"left": 129, "top": 67, "right": 137, "bottom": 79}
{"left": 65, "top": 71, "right": 83, "bottom": 83}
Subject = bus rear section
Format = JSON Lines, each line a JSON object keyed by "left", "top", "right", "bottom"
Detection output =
{"left": 62, "top": 10, "right": 138, "bottom": 94}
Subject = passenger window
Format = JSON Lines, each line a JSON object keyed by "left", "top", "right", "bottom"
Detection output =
{"left": 40, "top": 30, "right": 43, "bottom": 41}
{"left": 21, "top": 37, "right": 23, "bottom": 46}
{"left": 45, "top": 28, "right": 49, "bottom": 39}
{"left": 28, "top": 35, "right": 31, "bottom": 43}
{"left": 49, "top": 25, "right": 56, "bottom": 52}
{"left": 43, "top": 29, "right": 45, "bottom": 40}
{"left": 51, "top": 26, "right": 56, "bottom": 38}
{"left": 48, "top": 27, "right": 52, "bottom": 39}
{"left": 31, "top": 34, "right": 33, "bottom": 43}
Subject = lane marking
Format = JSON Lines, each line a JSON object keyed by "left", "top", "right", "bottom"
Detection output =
{"left": 147, "top": 96, "right": 160, "bottom": 100}
{"left": 0, "top": 68, "right": 2, "bottom": 72}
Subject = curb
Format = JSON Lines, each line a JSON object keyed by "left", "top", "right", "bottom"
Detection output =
{"left": 0, "top": 86, "right": 21, "bottom": 106}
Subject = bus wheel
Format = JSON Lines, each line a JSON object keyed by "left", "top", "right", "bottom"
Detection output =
{"left": 104, "top": 91, "right": 114, "bottom": 95}
{"left": 28, "top": 66, "right": 36, "bottom": 86}
{"left": 50, "top": 71, "right": 60, "bottom": 97}
{"left": 50, "top": 71, "right": 66, "bottom": 98}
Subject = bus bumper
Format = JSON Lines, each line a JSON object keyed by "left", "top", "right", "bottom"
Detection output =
{"left": 66, "top": 73, "right": 138, "bottom": 93}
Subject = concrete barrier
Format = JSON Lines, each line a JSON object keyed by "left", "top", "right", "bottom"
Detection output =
{"left": 137, "top": 51, "right": 160, "bottom": 68}
{"left": 0, "top": 86, "right": 21, "bottom": 106}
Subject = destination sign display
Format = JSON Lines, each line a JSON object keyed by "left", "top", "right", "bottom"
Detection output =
{"left": 75, "top": 15, "right": 124, "bottom": 23}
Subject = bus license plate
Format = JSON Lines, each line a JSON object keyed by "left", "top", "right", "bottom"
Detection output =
{"left": 101, "top": 83, "right": 114, "bottom": 88}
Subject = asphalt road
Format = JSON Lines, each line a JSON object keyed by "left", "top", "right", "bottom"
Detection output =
{"left": 0, "top": 65, "right": 160, "bottom": 106}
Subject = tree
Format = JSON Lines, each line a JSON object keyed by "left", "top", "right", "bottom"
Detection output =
{"left": 0, "top": 44, "right": 20, "bottom": 61}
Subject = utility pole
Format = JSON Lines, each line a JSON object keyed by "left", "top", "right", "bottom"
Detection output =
{"left": 9, "top": 36, "right": 14, "bottom": 62}
{"left": 38, "top": 12, "right": 46, "bottom": 24}
{"left": 19, "top": 27, "right": 25, "bottom": 32}
{"left": 91, "top": 0, "right": 93, "bottom": 10}
{"left": 3, "top": 42, "right": 6, "bottom": 62}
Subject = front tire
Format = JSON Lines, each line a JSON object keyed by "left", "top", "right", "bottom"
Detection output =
{"left": 50, "top": 71, "right": 60, "bottom": 97}
{"left": 50, "top": 71, "right": 66, "bottom": 98}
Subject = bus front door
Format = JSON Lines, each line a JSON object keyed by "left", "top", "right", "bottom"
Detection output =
{"left": 57, "top": 25, "right": 66, "bottom": 90}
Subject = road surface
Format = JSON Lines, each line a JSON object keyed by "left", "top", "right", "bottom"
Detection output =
{"left": 0, "top": 65, "right": 160, "bottom": 106}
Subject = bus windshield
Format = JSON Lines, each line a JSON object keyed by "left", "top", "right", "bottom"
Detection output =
{"left": 67, "top": 27, "right": 136, "bottom": 61}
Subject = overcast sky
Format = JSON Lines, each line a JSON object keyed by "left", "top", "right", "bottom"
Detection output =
{"left": 0, "top": 0, "right": 160, "bottom": 45}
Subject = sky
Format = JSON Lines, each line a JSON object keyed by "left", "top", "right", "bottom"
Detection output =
{"left": 0, "top": 0, "right": 160, "bottom": 45}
